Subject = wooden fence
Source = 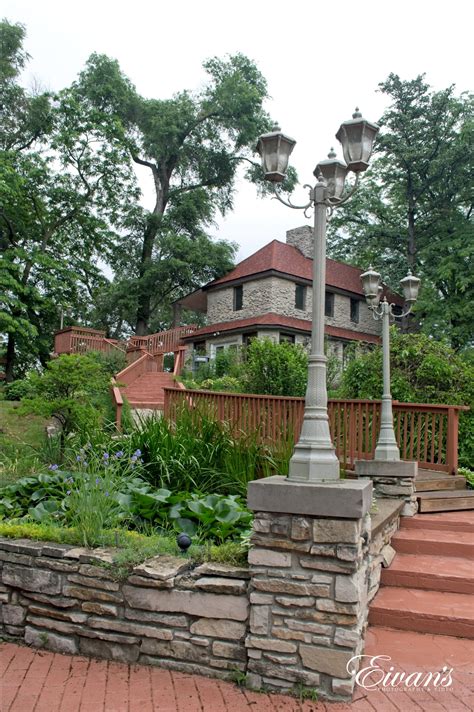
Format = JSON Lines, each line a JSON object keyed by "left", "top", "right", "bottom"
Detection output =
{"left": 54, "top": 327, "right": 125, "bottom": 355}
{"left": 164, "top": 388, "right": 467, "bottom": 475}
{"left": 128, "top": 326, "right": 197, "bottom": 355}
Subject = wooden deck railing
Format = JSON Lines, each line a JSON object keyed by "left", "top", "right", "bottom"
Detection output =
{"left": 128, "top": 326, "right": 197, "bottom": 355}
{"left": 163, "top": 388, "right": 467, "bottom": 475}
{"left": 54, "top": 327, "right": 124, "bottom": 355}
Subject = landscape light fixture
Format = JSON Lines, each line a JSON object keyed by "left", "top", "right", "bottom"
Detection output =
{"left": 360, "top": 267, "right": 420, "bottom": 461}
{"left": 256, "top": 109, "right": 379, "bottom": 482}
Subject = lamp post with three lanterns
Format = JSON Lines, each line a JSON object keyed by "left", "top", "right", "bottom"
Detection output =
{"left": 256, "top": 109, "right": 379, "bottom": 482}
{"left": 360, "top": 266, "right": 420, "bottom": 461}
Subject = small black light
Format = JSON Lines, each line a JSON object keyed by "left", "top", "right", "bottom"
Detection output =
{"left": 177, "top": 533, "right": 192, "bottom": 553}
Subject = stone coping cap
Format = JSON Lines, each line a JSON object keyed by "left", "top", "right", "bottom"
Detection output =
{"left": 247, "top": 476, "right": 372, "bottom": 518}
{"left": 370, "top": 499, "right": 404, "bottom": 537}
{"left": 355, "top": 460, "right": 417, "bottom": 478}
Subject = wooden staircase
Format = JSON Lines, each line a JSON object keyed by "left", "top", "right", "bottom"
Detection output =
{"left": 369, "top": 511, "right": 474, "bottom": 638}
{"left": 120, "top": 372, "right": 176, "bottom": 410}
{"left": 415, "top": 469, "right": 474, "bottom": 512}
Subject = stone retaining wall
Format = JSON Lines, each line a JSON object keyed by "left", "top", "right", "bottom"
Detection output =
{"left": 0, "top": 540, "right": 249, "bottom": 680}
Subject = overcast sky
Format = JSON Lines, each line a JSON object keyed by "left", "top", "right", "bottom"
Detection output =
{"left": 5, "top": 0, "right": 473, "bottom": 262}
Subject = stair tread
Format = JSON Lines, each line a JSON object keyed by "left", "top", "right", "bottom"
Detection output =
{"left": 401, "top": 512, "right": 474, "bottom": 532}
{"left": 393, "top": 529, "right": 473, "bottom": 544}
{"left": 371, "top": 587, "right": 474, "bottom": 621}
{"left": 417, "top": 489, "right": 474, "bottom": 499}
{"left": 385, "top": 552, "right": 474, "bottom": 578}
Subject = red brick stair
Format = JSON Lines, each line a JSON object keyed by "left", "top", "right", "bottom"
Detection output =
{"left": 121, "top": 372, "right": 176, "bottom": 409}
{"left": 369, "top": 511, "right": 474, "bottom": 639}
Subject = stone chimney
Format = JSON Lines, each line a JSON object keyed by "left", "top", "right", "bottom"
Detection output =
{"left": 286, "top": 226, "right": 313, "bottom": 259}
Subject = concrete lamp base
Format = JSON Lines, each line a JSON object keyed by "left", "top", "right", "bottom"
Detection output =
{"left": 354, "top": 460, "right": 417, "bottom": 478}
{"left": 247, "top": 475, "right": 373, "bottom": 519}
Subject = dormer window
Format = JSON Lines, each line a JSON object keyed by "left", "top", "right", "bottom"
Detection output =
{"left": 233, "top": 285, "right": 243, "bottom": 311}
{"left": 295, "top": 284, "right": 306, "bottom": 310}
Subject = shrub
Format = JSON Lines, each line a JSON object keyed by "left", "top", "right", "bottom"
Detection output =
{"left": 20, "top": 354, "right": 113, "bottom": 450}
{"left": 4, "top": 378, "right": 37, "bottom": 401}
{"left": 242, "top": 338, "right": 308, "bottom": 397}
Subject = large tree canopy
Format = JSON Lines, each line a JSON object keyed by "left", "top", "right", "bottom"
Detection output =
{"left": 328, "top": 74, "right": 474, "bottom": 350}
{"left": 0, "top": 19, "right": 138, "bottom": 379}
{"left": 76, "top": 52, "right": 281, "bottom": 335}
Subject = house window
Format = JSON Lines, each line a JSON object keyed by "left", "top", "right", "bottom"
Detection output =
{"left": 350, "top": 298, "right": 359, "bottom": 323}
{"left": 295, "top": 284, "right": 306, "bottom": 310}
{"left": 233, "top": 285, "right": 243, "bottom": 311}
{"left": 280, "top": 333, "right": 295, "bottom": 344}
{"left": 325, "top": 292, "right": 334, "bottom": 317}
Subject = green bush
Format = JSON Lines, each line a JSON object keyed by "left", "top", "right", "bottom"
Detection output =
{"left": 338, "top": 330, "right": 474, "bottom": 468}
{"left": 242, "top": 338, "right": 308, "bottom": 397}
{"left": 20, "top": 354, "right": 114, "bottom": 449}
{"left": 4, "top": 378, "right": 37, "bottom": 401}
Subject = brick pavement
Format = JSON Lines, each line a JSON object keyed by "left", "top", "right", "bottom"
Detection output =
{"left": 2, "top": 627, "right": 473, "bottom": 712}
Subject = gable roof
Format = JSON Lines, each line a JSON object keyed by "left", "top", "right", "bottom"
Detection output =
{"left": 204, "top": 240, "right": 371, "bottom": 297}
{"left": 184, "top": 313, "right": 380, "bottom": 344}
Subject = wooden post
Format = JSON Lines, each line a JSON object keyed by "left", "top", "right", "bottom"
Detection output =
{"left": 446, "top": 407, "right": 459, "bottom": 475}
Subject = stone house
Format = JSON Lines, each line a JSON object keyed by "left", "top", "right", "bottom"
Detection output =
{"left": 176, "top": 227, "right": 400, "bottom": 364}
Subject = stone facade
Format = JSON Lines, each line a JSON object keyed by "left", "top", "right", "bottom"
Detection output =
{"left": 355, "top": 460, "right": 418, "bottom": 517}
{"left": 206, "top": 278, "right": 378, "bottom": 337}
{"left": 0, "top": 542, "right": 249, "bottom": 679}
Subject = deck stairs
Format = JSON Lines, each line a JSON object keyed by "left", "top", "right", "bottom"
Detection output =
{"left": 415, "top": 469, "right": 474, "bottom": 512}
{"left": 369, "top": 510, "right": 474, "bottom": 638}
{"left": 119, "top": 372, "right": 176, "bottom": 411}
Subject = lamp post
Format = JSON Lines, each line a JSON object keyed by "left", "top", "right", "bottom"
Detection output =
{"left": 360, "top": 267, "right": 420, "bottom": 461}
{"left": 256, "top": 109, "right": 379, "bottom": 482}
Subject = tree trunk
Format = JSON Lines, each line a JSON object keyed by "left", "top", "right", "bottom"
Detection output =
{"left": 5, "top": 333, "right": 16, "bottom": 382}
{"left": 135, "top": 224, "right": 157, "bottom": 336}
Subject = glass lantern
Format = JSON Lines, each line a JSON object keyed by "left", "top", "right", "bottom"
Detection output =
{"left": 256, "top": 124, "right": 296, "bottom": 182}
{"left": 400, "top": 271, "right": 420, "bottom": 303}
{"left": 336, "top": 109, "right": 379, "bottom": 173}
{"left": 314, "top": 148, "right": 348, "bottom": 201}
{"left": 360, "top": 265, "right": 382, "bottom": 301}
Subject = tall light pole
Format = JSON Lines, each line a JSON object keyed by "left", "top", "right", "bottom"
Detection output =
{"left": 360, "top": 266, "right": 420, "bottom": 461}
{"left": 256, "top": 110, "right": 379, "bottom": 482}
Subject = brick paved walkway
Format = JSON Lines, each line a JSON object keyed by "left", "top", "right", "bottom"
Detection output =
{"left": 2, "top": 628, "right": 473, "bottom": 711}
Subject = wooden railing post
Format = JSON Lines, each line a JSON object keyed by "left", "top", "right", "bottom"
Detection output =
{"left": 446, "top": 407, "right": 459, "bottom": 475}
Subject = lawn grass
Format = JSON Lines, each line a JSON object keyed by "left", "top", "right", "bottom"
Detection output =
{"left": 0, "top": 394, "right": 50, "bottom": 485}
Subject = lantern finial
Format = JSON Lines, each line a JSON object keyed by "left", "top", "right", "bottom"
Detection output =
{"left": 353, "top": 107, "right": 362, "bottom": 118}
{"left": 328, "top": 147, "right": 337, "bottom": 159}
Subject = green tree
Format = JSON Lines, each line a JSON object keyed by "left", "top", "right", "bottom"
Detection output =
{"left": 0, "top": 20, "right": 138, "bottom": 379}
{"left": 76, "top": 53, "right": 292, "bottom": 335}
{"left": 328, "top": 74, "right": 474, "bottom": 350}
{"left": 21, "top": 353, "right": 112, "bottom": 448}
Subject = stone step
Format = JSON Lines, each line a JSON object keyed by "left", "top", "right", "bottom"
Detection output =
{"left": 369, "top": 587, "right": 474, "bottom": 638}
{"left": 401, "top": 511, "right": 474, "bottom": 533}
{"left": 381, "top": 553, "right": 474, "bottom": 595}
{"left": 414, "top": 475, "right": 467, "bottom": 492}
{"left": 417, "top": 489, "right": 474, "bottom": 513}
{"left": 391, "top": 529, "right": 474, "bottom": 559}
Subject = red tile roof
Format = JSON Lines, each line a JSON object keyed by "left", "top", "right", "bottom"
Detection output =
{"left": 206, "top": 240, "right": 385, "bottom": 298}
{"left": 185, "top": 313, "right": 380, "bottom": 344}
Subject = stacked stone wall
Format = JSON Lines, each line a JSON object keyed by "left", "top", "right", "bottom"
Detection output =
{"left": 0, "top": 541, "right": 248, "bottom": 679}
{"left": 245, "top": 511, "right": 371, "bottom": 699}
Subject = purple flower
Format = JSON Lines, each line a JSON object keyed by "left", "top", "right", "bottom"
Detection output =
{"left": 76, "top": 455, "right": 82, "bottom": 462}
{"left": 95, "top": 478, "right": 101, "bottom": 485}
{"left": 48, "top": 464, "right": 59, "bottom": 471}
{"left": 103, "top": 453, "right": 109, "bottom": 460}
{"left": 131, "top": 455, "right": 137, "bottom": 463}
{"left": 66, "top": 490, "right": 71, "bottom": 495}
{"left": 67, "top": 477, "right": 74, "bottom": 484}
{"left": 133, "top": 449, "right": 142, "bottom": 457}
{"left": 105, "top": 491, "right": 109, "bottom": 497}
{"left": 115, "top": 450, "right": 124, "bottom": 458}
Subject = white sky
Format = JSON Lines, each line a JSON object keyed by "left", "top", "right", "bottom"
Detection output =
{"left": 6, "top": 0, "right": 473, "bottom": 262}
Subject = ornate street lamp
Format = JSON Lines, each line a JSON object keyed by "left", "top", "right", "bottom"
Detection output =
{"left": 256, "top": 110, "right": 379, "bottom": 482}
{"left": 360, "top": 267, "right": 420, "bottom": 461}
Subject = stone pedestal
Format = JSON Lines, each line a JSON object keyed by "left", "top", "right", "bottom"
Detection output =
{"left": 355, "top": 460, "right": 418, "bottom": 516}
{"left": 246, "top": 476, "right": 372, "bottom": 701}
